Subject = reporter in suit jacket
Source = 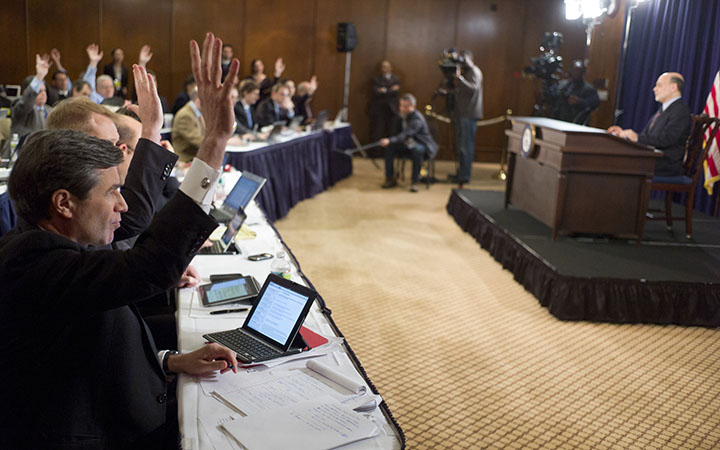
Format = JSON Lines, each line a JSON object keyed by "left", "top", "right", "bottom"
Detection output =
{"left": 234, "top": 80, "right": 260, "bottom": 134}
{"left": 46, "top": 96, "right": 178, "bottom": 242}
{"left": 172, "top": 92, "right": 205, "bottom": 162}
{"left": 608, "top": 72, "right": 691, "bottom": 177}
{"left": 11, "top": 56, "right": 54, "bottom": 141}
{"left": 0, "top": 35, "right": 241, "bottom": 450}
{"left": 379, "top": 93, "right": 438, "bottom": 192}
{"left": 255, "top": 83, "right": 295, "bottom": 128}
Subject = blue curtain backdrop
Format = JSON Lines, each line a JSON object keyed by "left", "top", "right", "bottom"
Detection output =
{"left": 617, "top": 0, "right": 720, "bottom": 216}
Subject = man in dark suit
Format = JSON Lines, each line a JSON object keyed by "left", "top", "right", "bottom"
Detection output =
{"left": 608, "top": 72, "right": 691, "bottom": 177}
{"left": 255, "top": 83, "right": 295, "bottom": 127}
{"left": 370, "top": 60, "right": 400, "bottom": 142}
{"left": 171, "top": 75, "right": 196, "bottom": 115}
{"left": 46, "top": 70, "right": 71, "bottom": 106}
{"left": 234, "top": 79, "right": 260, "bottom": 134}
{"left": 0, "top": 33, "right": 240, "bottom": 450}
{"left": 379, "top": 93, "right": 438, "bottom": 192}
{"left": 10, "top": 55, "right": 53, "bottom": 143}
{"left": 221, "top": 44, "right": 233, "bottom": 82}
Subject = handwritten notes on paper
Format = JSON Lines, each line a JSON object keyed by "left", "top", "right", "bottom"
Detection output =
{"left": 221, "top": 396, "right": 379, "bottom": 450}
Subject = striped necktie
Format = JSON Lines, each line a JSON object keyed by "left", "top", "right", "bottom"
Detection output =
{"left": 647, "top": 108, "right": 662, "bottom": 131}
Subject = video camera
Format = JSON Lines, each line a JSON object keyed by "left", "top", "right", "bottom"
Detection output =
{"left": 524, "top": 32, "right": 564, "bottom": 82}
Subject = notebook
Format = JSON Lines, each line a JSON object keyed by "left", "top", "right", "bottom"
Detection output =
{"left": 203, "top": 274, "right": 317, "bottom": 364}
{"left": 199, "top": 209, "right": 246, "bottom": 254}
{"left": 211, "top": 171, "right": 266, "bottom": 223}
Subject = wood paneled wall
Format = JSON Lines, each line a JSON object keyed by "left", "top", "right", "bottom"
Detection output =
{"left": 0, "top": 0, "right": 623, "bottom": 162}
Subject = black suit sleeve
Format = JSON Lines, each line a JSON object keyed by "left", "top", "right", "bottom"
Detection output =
{"left": 388, "top": 114, "right": 425, "bottom": 145}
{"left": 256, "top": 100, "right": 275, "bottom": 127}
{"left": 1, "top": 192, "right": 217, "bottom": 316}
{"left": 115, "top": 138, "right": 178, "bottom": 241}
{"left": 638, "top": 103, "right": 691, "bottom": 149}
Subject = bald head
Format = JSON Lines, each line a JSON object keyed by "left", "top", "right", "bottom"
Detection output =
{"left": 654, "top": 72, "right": 684, "bottom": 104}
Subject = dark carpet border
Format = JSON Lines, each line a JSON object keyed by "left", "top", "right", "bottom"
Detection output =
{"left": 446, "top": 189, "right": 720, "bottom": 327}
{"left": 267, "top": 219, "right": 406, "bottom": 448}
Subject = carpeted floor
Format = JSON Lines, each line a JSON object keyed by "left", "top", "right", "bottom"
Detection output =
{"left": 274, "top": 157, "right": 720, "bottom": 449}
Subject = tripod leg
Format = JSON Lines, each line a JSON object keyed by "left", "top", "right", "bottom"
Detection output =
{"left": 351, "top": 133, "right": 381, "bottom": 169}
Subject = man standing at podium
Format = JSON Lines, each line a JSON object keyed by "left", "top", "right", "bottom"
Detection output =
{"left": 608, "top": 72, "right": 691, "bottom": 177}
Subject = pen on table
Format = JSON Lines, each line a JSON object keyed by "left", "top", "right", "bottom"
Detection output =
{"left": 210, "top": 307, "right": 250, "bottom": 315}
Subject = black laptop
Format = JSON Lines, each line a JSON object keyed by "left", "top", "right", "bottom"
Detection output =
{"left": 203, "top": 274, "right": 317, "bottom": 364}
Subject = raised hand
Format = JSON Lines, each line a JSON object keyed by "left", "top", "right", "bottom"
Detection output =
{"left": 274, "top": 57, "right": 286, "bottom": 77}
{"left": 189, "top": 32, "right": 239, "bottom": 169}
{"left": 35, "top": 54, "right": 52, "bottom": 81}
{"left": 50, "top": 48, "right": 65, "bottom": 72}
{"left": 309, "top": 75, "right": 318, "bottom": 94}
{"left": 131, "top": 64, "right": 163, "bottom": 144}
{"left": 138, "top": 44, "right": 153, "bottom": 67}
{"left": 86, "top": 43, "right": 104, "bottom": 67}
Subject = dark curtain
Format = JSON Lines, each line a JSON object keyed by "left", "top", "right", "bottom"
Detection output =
{"left": 617, "top": 0, "right": 720, "bottom": 216}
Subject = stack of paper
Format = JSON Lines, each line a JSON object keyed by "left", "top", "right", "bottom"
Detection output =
{"left": 221, "top": 396, "right": 379, "bottom": 450}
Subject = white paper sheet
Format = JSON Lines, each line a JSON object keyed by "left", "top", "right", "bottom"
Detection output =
{"left": 221, "top": 396, "right": 379, "bottom": 450}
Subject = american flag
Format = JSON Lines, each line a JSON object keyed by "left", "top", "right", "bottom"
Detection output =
{"left": 703, "top": 70, "right": 720, "bottom": 195}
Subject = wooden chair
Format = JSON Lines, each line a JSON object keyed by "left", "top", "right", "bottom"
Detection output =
{"left": 647, "top": 113, "right": 720, "bottom": 238}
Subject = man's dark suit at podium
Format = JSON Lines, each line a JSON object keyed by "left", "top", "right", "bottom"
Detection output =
{"left": 608, "top": 72, "right": 691, "bottom": 177}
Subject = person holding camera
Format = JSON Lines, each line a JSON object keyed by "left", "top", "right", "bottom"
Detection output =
{"left": 550, "top": 59, "right": 599, "bottom": 124}
{"left": 449, "top": 50, "right": 483, "bottom": 185}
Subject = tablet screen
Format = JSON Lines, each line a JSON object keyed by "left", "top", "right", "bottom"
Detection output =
{"left": 246, "top": 280, "right": 310, "bottom": 345}
{"left": 202, "top": 276, "right": 259, "bottom": 306}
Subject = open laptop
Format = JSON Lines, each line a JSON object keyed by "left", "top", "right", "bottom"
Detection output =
{"left": 211, "top": 171, "right": 267, "bottom": 223}
{"left": 312, "top": 110, "right": 329, "bottom": 130}
{"left": 203, "top": 274, "right": 317, "bottom": 364}
{"left": 199, "top": 209, "right": 246, "bottom": 254}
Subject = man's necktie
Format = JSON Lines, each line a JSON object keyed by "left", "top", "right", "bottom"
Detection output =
{"left": 246, "top": 107, "right": 253, "bottom": 128}
{"left": 647, "top": 108, "right": 662, "bottom": 131}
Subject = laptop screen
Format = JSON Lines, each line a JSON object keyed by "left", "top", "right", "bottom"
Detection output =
{"left": 224, "top": 173, "right": 265, "bottom": 211}
{"left": 246, "top": 280, "right": 311, "bottom": 346}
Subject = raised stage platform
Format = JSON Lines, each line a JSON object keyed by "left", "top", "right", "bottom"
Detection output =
{"left": 447, "top": 189, "right": 720, "bottom": 327}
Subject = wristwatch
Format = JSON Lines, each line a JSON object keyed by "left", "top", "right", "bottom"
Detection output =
{"left": 162, "top": 350, "right": 179, "bottom": 375}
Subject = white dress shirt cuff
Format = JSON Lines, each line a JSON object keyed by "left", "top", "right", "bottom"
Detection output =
{"left": 29, "top": 77, "right": 44, "bottom": 94}
{"left": 179, "top": 157, "right": 221, "bottom": 213}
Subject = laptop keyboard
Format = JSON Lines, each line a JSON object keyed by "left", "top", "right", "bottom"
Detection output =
{"left": 207, "top": 329, "right": 280, "bottom": 361}
{"left": 198, "top": 240, "right": 224, "bottom": 254}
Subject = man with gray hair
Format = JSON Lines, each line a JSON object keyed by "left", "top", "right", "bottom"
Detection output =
{"left": 379, "top": 92, "right": 438, "bottom": 192}
{"left": 82, "top": 43, "right": 117, "bottom": 104}
{"left": 10, "top": 54, "right": 53, "bottom": 144}
{"left": 449, "top": 49, "right": 483, "bottom": 185}
{"left": 0, "top": 33, "right": 240, "bottom": 448}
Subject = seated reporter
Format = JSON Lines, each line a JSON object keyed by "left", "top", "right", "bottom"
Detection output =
{"left": 255, "top": 82, "right": 295, "bottom": 127}
{"left": 379, "top": 93, "right": 438, "bottom": 192}
{"left": 0, "top": 33, "right": 239, "bottom": 450}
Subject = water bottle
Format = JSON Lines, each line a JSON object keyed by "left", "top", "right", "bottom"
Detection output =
{"left": 214, "top": 177, "right": 226, "bottom": 203}
{"left": 270, "top": 250, "right": 292, "bottom": 279}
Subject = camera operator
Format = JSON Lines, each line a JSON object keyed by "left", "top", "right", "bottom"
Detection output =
{"left": 449, "top": 50, "right": 483, "bottom": 185}
{"left": 549, "top": 60, "right": 599, "bottom": 124}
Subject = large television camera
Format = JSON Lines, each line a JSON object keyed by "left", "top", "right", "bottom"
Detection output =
{"left": 524, "top": 32, "right": 564, "bottom": 81}
{"left": 524, "top": 32, "right": 564, "bottom": 116}
{"left": 438, "top": 48, "right": 466, "bottom": 85}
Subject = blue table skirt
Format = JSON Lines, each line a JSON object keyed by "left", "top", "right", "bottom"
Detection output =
{"left": 225, "top": 126, "right": 353, "bottom": 222}
{"left": 0, "top": 191, "right": 16, "bottom": 237}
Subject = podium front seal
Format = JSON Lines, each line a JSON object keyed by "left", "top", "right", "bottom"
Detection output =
{"left": 521, "top": 123, "right": 537, "bottom": 158}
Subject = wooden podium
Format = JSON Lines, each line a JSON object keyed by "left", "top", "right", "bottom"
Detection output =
{"left": 504, "top": 117, "right": 661, "bottom": 240}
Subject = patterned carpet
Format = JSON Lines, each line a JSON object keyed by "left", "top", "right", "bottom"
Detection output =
{"left": 274, "top": 158, "right": 720, "bottom": 449}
